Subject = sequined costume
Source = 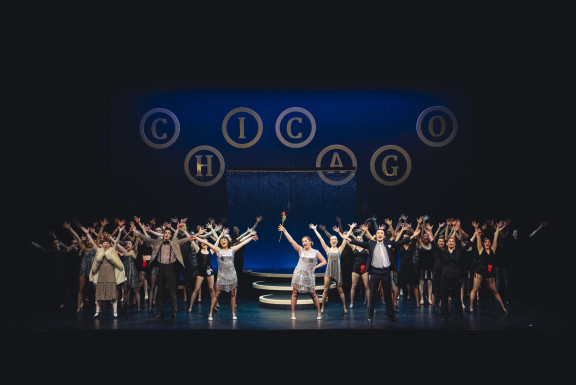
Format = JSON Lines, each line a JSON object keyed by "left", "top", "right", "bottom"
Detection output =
{"left": 291, "top": 248, "right": 319, "bottom": 293}
{"left": 215, "top": 248, "right": 237, "bottom": 292}
{"left": 325, "top": 250, "right": 343, "bottom": 286}
{"left": 121, "top": 252, "right": 138, "bottom": 289}
{"left": 79, "top": 248, "right": 96, "bottom": 277}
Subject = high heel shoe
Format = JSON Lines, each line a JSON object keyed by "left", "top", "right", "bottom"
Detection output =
{"left": 113, "top": 312, "right": 118, "bottom": 319}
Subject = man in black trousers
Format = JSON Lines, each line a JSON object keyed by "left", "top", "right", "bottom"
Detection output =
{"left": 132, "top": 225, "right": 191, "bottom": 318}
{"left": 342, "top": 224, "right": 419, "bottom": 322}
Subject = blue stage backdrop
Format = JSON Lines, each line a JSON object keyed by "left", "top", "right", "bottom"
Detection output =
{"left": 108, "top": 85, "right": 478, "bottom": 269}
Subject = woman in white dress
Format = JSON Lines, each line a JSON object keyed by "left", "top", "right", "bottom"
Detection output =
{"left": 278, "top": 224, "right": 327, "bottom": 321}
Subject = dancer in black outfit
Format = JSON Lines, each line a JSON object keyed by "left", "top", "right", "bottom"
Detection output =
{"left": 429, "top": 227, "right": 445, "bottom": 312}
{"left": 394, "top": 225, "right": 421, "bottom": 307}
{"left": 417, "top": 225, "right": 435, "bottom": 306}
{"left": 469, "top": 220, "right": 508, "bottom": 313}
{"left": 428, "top": 220, "right": 471, "bottom": 322}
{"left": 341, "top": 223, "right": 419, "bottom": 323}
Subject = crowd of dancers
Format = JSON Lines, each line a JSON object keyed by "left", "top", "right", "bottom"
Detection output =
{"left": 30, "top": 214, "right": 548, "bottom": 323}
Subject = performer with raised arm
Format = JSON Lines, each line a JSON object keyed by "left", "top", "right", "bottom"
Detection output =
{"left": 63, "top": 221, "right": 97, "bottom": 313}
{"left": 340, "top": 223, "right": 417, "bottom": 323}
{"left": 278, "top": 224, "right": 326, "bottom": 320}
{"left": 469, "top": 220, "right": 508, "bottom": 313}
{"left": 186, "top": 226, "right": 218, "bottom": 313}
{"left": 82, "top": 221, "right": 126, "bottom": 319}
{"left": 192, "top": 228, "right": 258, "bottom": 320}
{"left": 131, "top": 221, "right": 191, "bottom": 318}
{"left": 311, "top": 223, "right": 353, "bottom": 314}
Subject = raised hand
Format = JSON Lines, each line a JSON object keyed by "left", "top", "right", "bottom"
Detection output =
{"left": 309, "top": 223, "right": 317, "bottom": 230}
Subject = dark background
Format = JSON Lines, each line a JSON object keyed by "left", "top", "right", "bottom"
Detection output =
{"left": 6, "top": 5, "right": 573, "bottom": 375}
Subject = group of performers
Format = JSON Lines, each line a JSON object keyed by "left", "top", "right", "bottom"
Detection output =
{"left": 31, "top": 214, "right": 547, "bottom": 323}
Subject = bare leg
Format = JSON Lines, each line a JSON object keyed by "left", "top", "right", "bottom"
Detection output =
{"left": 310, "top": 290, "right": 322, "bottom": 319}
{"left": 230, "top": 288, "right": 237, "bottom": 318}
{"left": 291, "top": 288, "right": 298, "bottom": 319}
{"left": 321, "top": 276, "right": 331, "bottom": 313}
{"left": 362, "top": 273, "right": 370, "bottom": 305}
{"left": 188, "top": 276, "right": 205, "bottom": 311}
{"left": 208, "top": 287, "right": 221, "bottom": 319}
{"left": 469, "top": 274, "right": 483, "bottom": 311}
{"left": 77, "top": 275, "right": 87, "bottom": 312}
{"left": 336, "top": 285, "right": 347, "bottom": 312}
{"left": 350, "top": 272, "right": 360, "bottom": 308}
{"left": 486, "top": 277, "right": 508, "bottom": 312}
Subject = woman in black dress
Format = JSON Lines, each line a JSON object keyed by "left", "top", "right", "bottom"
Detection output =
{"left": 394, "top": 226, "right": 421, "bottom": 307}
{"left": 187, "top": 235, "right": 217, "bottom": 312}
{"left": 469, "top": 220, "right": 508, "bottom": 313}
{"left": 426, "top": 225, "right": 445, "bottom": 312}
{"left": 417, "top": 222, "right": 435, "bottom": 305}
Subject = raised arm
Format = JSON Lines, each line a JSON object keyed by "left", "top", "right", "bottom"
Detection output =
{"left": 384, "top": 218, "right": 396, "bottom": 240}
{"left": 232, "top": 234, "right": 259, "bottom": 253}
{"left": 310, "top": 224, "right": 329, "bottom": 254}
{"left": 251, "top": 215, "right": 263, "bottom": 231}
{"left": 192, "top": 233, "right": 221, "bottom": 255}
{"left": 471, "top": 221, "right": 482, "bottom": 254}
{"left": 529, "top": 220, "right": 548, "bottom": 238}
{"left": 63, "top": 221, "right": 86, "bottom": 250}
{"left": 318, "top": 224, "right": 332, "bottom": 238}
{"left": 360, "top": 223, "right": 374, "bottom": 241}
{"left": 334, "top": 223, "right": 354, "bottom": 253}
{"left": 278, "top": 224, "right": 302, "bottom": 253}
{"left": 491, "top": 220, "right": 506, "bottom": 253}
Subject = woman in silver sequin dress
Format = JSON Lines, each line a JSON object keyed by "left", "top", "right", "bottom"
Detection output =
{"left": 193, "top": 228, "right": 258, "bottom": 320}
{"left": 311, "top": 223, "right": 354, "bottom": 314}
{"left": 278, "top": 224, "right": 326, "bottom": 321}
{"left": 114, "top": 227, "right": 141, "bottom": 312}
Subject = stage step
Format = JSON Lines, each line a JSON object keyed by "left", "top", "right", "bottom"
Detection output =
{"left": 246, "top": 268, "right": 335, "bottom": 309}
{"left": 258, "top": 294, "right": 325, "bottom": 310}
{"left": 247, "top": 268, "right": 326, "bottom": 279}
{"left": 252, "top": 280, "right": 334, "bottom": 292}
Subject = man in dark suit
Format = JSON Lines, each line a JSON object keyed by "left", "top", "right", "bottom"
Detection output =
{"left": 342, "top": 224, "right": 420, "bottom": 322}
{"left": 132, "top": 225, "right": 191, "bottom": 318}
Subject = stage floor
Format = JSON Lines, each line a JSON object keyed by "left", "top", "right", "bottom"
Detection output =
{"left": 7, "top": 291, "right": 572, "bottom": 335}
{"left": 4, "top": 292, "right": 574, "bottom": 374}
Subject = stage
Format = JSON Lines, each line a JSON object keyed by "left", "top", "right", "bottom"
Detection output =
{"left": 3, "top": 285, "right": 573, "bottom": 377}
